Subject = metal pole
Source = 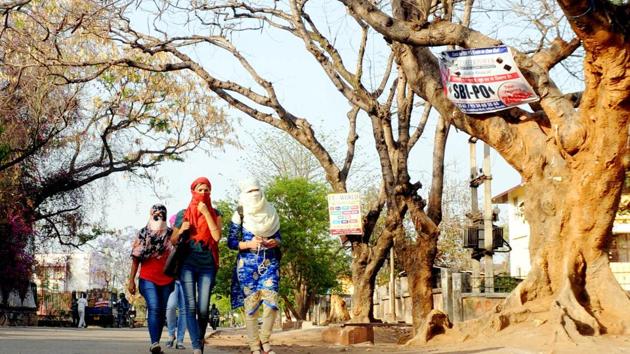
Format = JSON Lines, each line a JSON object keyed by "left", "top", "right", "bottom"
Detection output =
{"left": 470, "top": 141, "right": 481, "bottom": 294}
{"left": 483, "top": 143, "right": 495, "bottom": 293}
{"left": 389, "top": 247, "right": 396, "bottom": 322}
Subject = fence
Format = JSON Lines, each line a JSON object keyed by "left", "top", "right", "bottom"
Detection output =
{"left": 372, "top": 270, "right": 525, "bottom": 323}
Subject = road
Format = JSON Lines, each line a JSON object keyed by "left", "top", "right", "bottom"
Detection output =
{"left": 0, "top": 327, "right": 232, "bottom": 354}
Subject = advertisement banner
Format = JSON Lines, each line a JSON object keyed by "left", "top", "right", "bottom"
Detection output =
{"left": 327, "top": 192, "right": 363, "bottom": 235}
{"left": 439, "top": 46, "right": 539, "bottom": 114}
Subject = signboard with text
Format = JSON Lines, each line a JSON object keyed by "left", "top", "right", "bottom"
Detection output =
{"left": 439, "top": 46, "right": 538, "bottom": 114}
{"left": 327, "top": 192, "right": 363, "bottom": 235}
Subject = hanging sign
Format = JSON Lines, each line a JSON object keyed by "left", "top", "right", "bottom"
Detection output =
{"left": 327, "top": 192, "right": 363, "bottom": 235}
{"left": 439, "top": 45, "right": 538, "bottom": 114}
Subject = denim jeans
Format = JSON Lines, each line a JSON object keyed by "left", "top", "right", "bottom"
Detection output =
{"left": 179, "top": 263, "right": 216, "bottom": 350}
{"left": 166, "top": 280, "right": 187, "bottom": 343}
{"left": 139, "top": 278, "right": 173, "bottom": 345}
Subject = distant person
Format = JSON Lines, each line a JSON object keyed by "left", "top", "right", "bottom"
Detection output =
{"left": 116, "top": 293, "right": 130, "bottom": 328}
{"left": 228, "top": 178, "right": 281, "bottom": 354}
{"left": 71, "top": 291, "right": 79, "bottom": 327}
{"left": 171, "top": 177, "right": 222, "bottom": 354}
{"left": 209, "top": 304, "right": 220, "bottom": 330}
{"left": 77, "top": 292, "right": 88, "bottom": 328}
{"left": 128, "top": 204, "right": 175, "bottom": 354}
{"left": 165, "top": 210, "right": 187, "bottom": 350}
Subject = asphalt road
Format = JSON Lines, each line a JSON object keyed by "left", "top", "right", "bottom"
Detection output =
{"left": 0, "top": 327, "right": 232, "bottom": 354}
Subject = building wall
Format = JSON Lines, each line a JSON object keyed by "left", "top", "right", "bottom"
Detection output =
{"left": 34, "top": 252, "right": 109, "bottom": 292}
{"left": 505, "top": 188, "right": 530, "bottom": 278}
{"left": 502, "top": 188, "right": 630, "bottom": 290}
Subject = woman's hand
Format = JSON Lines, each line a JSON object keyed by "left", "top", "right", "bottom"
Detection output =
{"left": 127, "top": 280, "right": 136, "bottom": 295}
{"left": 263, "top": 238, "right": 279, "bottom": 249}
{"left": 197, "top": 202, "right": 210, "bottom": 216}
{"left": 180, "top": 221, "right": 190, "bottom": 232}
{"left": 248, "top": 237, "right": 263, "bottom": 250}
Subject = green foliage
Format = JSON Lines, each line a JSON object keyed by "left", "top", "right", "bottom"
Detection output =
{"left": 265, "top": 177, "right": 351, "bottom": 301}
{"left": 493, "top": 274, "right": 523, "bottom": 293}
{"left": 214, "top": 199, "right": 239, "bottom": 297}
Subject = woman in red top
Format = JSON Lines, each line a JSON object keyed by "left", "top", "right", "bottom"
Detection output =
{"left": 128, "top": 204, "right": 174, "bottom": 354}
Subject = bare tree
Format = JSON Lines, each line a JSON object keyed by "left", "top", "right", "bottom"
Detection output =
{"left": 89, "top": 0, "right": 455, "bottom": 326}
{"left": 340, "top": 0, "right": 630, "bottom": 343}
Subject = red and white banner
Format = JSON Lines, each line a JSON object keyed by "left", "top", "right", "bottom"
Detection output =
{"left": 439, "top": 46, "right": 539, "bottom": 114}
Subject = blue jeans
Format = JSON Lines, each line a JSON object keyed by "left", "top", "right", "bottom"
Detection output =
{"left": 138, "top": 279, "right": 173, "bottom": 345}
{"left": 180, "top": 263, "right": 216, "bottom": 350}
{"left": 166, "top": 281, "right": 187, "bottom": 343}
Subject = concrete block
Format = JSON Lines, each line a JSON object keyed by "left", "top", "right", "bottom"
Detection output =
{"left": 322, "top": 325, "right": 374, "bottom": 345}
{"left": 281, "top": 320, "right": 303, "bottom": 331}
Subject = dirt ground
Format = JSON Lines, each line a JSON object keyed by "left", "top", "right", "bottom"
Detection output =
{"left": 205, "top": 322, "right": 630, "bottom": 354}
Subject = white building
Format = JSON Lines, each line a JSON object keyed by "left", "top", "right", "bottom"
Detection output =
{"left": 493, "top": 184, "right": 630, "bottom": 289}
{"left": 33, "top": 252, "right": 110, "bottom": 292}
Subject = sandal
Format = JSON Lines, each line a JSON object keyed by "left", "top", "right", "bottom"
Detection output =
{"left": 262, "top": 342, "right": 276, "bottom": 354}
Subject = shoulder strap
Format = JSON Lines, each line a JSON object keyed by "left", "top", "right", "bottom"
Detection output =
{"left": 236, "top": 206, "right": 244, "bottom": 238}
{"left": 237, "top": 206, "right": 244, "bottom": 224}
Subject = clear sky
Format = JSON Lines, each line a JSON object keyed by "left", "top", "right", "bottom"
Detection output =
{"left": 99, "top": 1, "right": 580, "bottom": 231}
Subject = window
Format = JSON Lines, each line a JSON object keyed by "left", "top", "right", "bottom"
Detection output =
{"left": 609, "top": 233, "right": 630, "bottom": 262}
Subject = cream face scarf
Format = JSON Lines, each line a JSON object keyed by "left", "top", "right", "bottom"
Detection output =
{"left": 233, "top": 178, "right": 280, "bottom": 237}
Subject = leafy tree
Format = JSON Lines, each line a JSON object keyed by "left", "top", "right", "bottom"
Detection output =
{"left": 214, "top": 200, "right": 239, "bottom": 298}
{"left": 0, "top": 0, "right": 231, "bottom": 292}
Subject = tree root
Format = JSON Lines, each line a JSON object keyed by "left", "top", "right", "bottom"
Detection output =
{"left": 551, "top": 280, "right": 601, "bottom": 340}
{"left": 405, "top": 309, "right": 452, "bottom": 345}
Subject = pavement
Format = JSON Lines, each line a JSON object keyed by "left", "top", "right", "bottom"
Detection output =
{"left": 0, "top": 327, "right": 233, "bottom": 354}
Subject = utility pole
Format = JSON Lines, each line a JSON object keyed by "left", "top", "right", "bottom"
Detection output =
{"left": 483, "top": 143, "right": 495, "bottom": 293}
{"left": 469, "top": 139, "right": 481, "bottom": 293}
{"left": 389, "top": 247, "right": 396, "bottom": 322}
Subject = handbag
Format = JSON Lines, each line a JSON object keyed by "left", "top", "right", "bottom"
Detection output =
{"left": 163, "top": 229, "right": 190, "bottom": 278}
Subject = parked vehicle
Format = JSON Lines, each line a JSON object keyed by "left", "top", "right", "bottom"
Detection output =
{"left": 127, "top": 307, "right": 136, "bottom": 328}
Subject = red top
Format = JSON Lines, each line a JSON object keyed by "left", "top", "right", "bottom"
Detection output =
{"left": 139, "top": 252, "right": 173, "bottom": 286}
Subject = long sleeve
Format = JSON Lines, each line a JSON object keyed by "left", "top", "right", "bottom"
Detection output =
{"left": 227, "top": 221, "right": 241, "bottom": 250}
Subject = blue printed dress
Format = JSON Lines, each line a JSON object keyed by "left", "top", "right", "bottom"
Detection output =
{"left": 228, "top": 221, "right": 281, "bottom": 315}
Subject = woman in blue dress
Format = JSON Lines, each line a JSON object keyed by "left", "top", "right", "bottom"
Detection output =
{"left": 228, "top": 178, "right": 280, "bottom": 354}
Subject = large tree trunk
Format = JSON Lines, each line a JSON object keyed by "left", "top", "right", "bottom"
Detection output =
{"left": 337, "top": 0, "right": 630, "bottom": 343}
{"left": 349, "top": 233, "right": 392, "bottom": 322}
{"left": 396, "top": 195, "right": 440, "bottom": 332}
{"left": 460, "top": 36, "right": 630, "bottom": 341}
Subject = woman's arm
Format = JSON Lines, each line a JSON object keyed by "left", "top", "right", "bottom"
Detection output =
{"left": 227, "top": 221, "right": 240, "bottom": 250}
{"left": 198, "top": 202, "right": 221, "bottom": 241}
{"left": 170, "top": 222, "right": 190, "bottom": 245}
{"left": 211, "top": 215, "right": 222, "bottom": 242}
{"left": 127, "top": 257, "right": 139, "bottom": 295}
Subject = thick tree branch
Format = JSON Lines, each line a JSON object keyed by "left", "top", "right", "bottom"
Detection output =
{"left": 426, "top": 115, "right": 449, "bottom": 224}
{"left": 532, "top": 37, "right": 581, "bottom": 71}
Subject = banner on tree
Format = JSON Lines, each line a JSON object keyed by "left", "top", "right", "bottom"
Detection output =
{"left": 327, "top": 192, "right": 363, "bottom": 235}
{"left": 439, "top": 46, "right": 539, "bottom": 114}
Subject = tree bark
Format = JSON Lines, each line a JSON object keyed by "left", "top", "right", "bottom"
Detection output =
{"left": 398, "top": 195, "right": 440, "bottom": 332}
{"left": 327, "top": 294, "right": 351, "bottom": 323}
{"left": 349, "top": 226, "right": 394, "bottom": 322}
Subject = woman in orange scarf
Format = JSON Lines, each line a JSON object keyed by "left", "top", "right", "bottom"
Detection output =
{"left": 171, "top": 177, "right": 222, "bottom": 354}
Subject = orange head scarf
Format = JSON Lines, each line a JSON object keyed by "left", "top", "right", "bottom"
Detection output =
{"left": 185, "top": 177, "right": 219, "bottom": 267}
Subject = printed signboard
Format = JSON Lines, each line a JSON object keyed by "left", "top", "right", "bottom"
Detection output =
{"left": 439, "top": 46, "right": 539, "bottom": 114}
{"left": 327, "top": 192, "right": 363, "bottom": 235}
